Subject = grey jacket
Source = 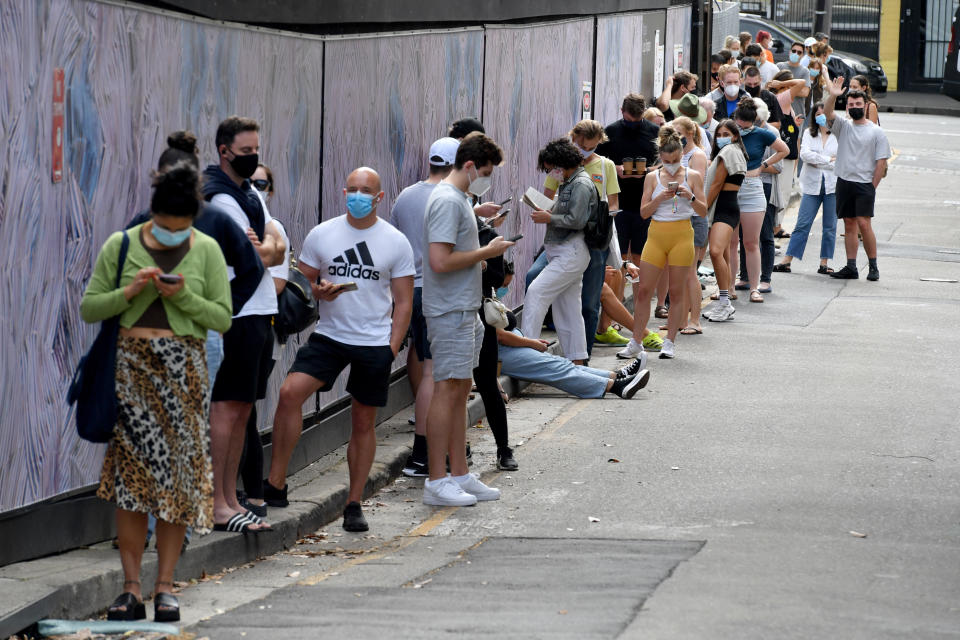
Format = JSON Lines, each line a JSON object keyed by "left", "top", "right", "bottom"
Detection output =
{"left": 544, "top": 167, "right": 597, "bottom": 245}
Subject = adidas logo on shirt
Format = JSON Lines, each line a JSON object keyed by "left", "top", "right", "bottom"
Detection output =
{"left": 328, "top": 241, "right": 382, "bottom": 280}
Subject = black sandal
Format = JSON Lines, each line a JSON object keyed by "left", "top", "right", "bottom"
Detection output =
{"left": 154, "top": 582, "right": 180, "bottom": 622}
{"left": 107, "top": 581, "right": 146, "bottom": 621}
{"left": 817, "top": 265, "right": 834, "bottom": 274}
{"left": 774, "top": 230, "right": 791, "bottom": 238}
{"left": 772, "top": 263, "right": 791, "bottom": 273}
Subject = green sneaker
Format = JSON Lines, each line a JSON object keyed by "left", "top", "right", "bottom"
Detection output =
{"left": 641, "top": 332, "right": 663, "bottom": 352}
{"left": 594, "top": 326, "right": 630, "bottom": 346}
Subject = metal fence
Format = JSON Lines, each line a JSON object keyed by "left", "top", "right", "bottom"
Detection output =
{"left": 743, "top": 0, "right": 882, "bottom": 59}
{"left": 712, "top": 0, "right": 742, "bottom": 51}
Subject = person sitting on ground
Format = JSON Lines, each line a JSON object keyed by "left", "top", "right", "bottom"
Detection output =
{"left": 265, "top": 166, "right": 415, "bottom": 532}
{"left": 498, "top": 313, "right": 649, "bottom": 400}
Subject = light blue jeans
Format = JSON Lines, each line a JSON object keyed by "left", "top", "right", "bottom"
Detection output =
{"left": 499, "top": 340, "right": 610, "bottom": 398}
{"left": 786, "top": 178, "right": 837, "bottom": 261}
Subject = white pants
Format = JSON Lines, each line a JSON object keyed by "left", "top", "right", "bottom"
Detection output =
{"left": 521, "top": 235, "right": 591, "bottom": 361}
{"left": 776, "top": 159, "right": 797, "bottom": 225}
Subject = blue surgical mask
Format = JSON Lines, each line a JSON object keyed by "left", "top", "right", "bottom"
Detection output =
{"left": 716, "top": 136, "right": 732, "bottom": 148}
{"left": 151, "top": 222, "right": 191, "bottom": 247}
{"left": 809, "top": 68, "right": 820, "bottom": 77}
{"left": 740, "top": 125, "right": 755, "bottom": 135}
{"left": 789, "top": 52, "right": 801, "bottom": 64}
{"left": 815, "top": 114, "right": 827, "bottom": 127}
{"left": 496, "top": 286, "right": 509, "bottom": 299}
{"left": 346, "top": 191, "right": 376, "bottom": 218}
{"left": 577, "top": 144, "right": 594, "bottom": 159}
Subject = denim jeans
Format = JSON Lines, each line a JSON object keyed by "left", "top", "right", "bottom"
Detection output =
{"left": 499, "top": 339, "right": 610, "bottom": 398}
{"left": 581, "top": 247, "right": 609, "bottom": 357}
{"left": 786, "top": 178, "right": 837, "bottom": 260}
{"left": 525, "top": 250, "right": 548, "bottom": 290}
{"left": 205, "top": 329, "right": 224, "bottom": 389}
{"left": 737, "top": 191, "right": 776, "bottom": 285}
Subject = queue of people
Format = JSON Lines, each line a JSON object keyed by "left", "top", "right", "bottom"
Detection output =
{"left": 79, "top": 28, "right": 891, "bottom": 620}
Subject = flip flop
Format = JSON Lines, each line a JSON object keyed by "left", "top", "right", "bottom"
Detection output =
{"left": 214, "top": 512, "right": 269, "bottom": 534}
{"left": 749, "top": 290, "right": 764, "bottom": 303}
{"left": 680, "top": 326, "right": 703, "bottom": 335}
{"left": 757, "top": 285, "right": 772, "bottom": 294}
{"left": 734, "top": 282, "right": 750, "bottom": 291}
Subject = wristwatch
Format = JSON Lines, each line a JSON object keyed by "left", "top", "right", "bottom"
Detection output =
{"left": 761, "top": 160, "right": 769, "bottom": 169}
{"left": 689, "top": 194, "right": 696, "bottom": 203}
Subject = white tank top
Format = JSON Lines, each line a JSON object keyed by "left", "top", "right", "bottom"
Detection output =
{"left": 681, "top": 148, "right": 696, "bottom": 168}
{"left": 652, "top": 168, "right": 695, "bottom": 222}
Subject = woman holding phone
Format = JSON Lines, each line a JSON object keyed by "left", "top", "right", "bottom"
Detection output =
{"left": 80, "top": 163, "right": 232, "bottom": 622}
{"left": 627, "top": 126, "right": 707, "bottom": 359}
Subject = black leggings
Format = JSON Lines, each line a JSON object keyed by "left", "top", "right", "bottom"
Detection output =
{"left": 472, "top": 320, "right": 509, "bottom": 452}
{"left": 239, "top": 407, "right": 264, "bottom": 500}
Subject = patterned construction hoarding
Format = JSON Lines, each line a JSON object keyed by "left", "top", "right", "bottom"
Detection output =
{"left": 0, "top": 0, "right": 324, "bottom": 513}
{"left": 595, "top": 13, "right": 649, "bottom": 128}
{"left": 481, "top": 19, "right": 596, "bottom": 306}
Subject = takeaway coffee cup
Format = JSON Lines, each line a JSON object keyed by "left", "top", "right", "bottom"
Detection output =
{"left": 622, "top": 157, "right": 634, "bottom": 174}
{"left": 635, "top": 157, "right": 647, "bottom": 174}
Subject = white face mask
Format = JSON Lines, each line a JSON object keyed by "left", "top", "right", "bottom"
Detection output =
{"left": 662, "top": 162, "right": 682, "bottom": 174}
{"left": 724, "top": 84, "right": 740, "bottom": 98}
{"left": 467, "top": 165, "right": 492, "bottom": 198}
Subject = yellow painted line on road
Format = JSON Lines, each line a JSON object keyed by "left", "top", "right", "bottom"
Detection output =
{"left": 888, "top": 148, "right": 899, "bottom": 164}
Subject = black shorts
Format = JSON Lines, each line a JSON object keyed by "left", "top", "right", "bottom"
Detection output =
{"left": 409, "top": 287, "right": 432, "bottom": 361}
{"left": 835, "top": 177, "right": 876, "bottom": 219}
{"left": 614, "top": 209, "right": 652, "bottom": 257}
{"left": 712, "top": 191, "right": 741, "bottom": 228}
{"left": 289, "top": 334, "right": 394, "bottom": 407}
{"left": 212, "top": 314, "right": 274, "bottom": 403}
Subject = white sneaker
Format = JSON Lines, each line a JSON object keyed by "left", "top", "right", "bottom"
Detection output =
{"left": 708, "top": 302, "right": 736, "bottom": 322}
{"left": 423, "top": 477, "right": 478, "bottom": 506}
{"left": 659, "top": 339, "right": 675, "bottom": 359}
{"left": 453, "top": 473, "right": 501, "bottom": 501}
{"left": 616, "top": 339, "right": 642, "bottom": 359}
{"left": 701, "top": 302, "right": 716, "bottom": 319}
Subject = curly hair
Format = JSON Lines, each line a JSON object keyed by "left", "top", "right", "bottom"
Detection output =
{"left": 455, "top": 131, "right": 503, "bottom": 170}
{"left": 151, "top": 161, "right": 201, "bottom": 219}
{"left": 733, "top": 96, "right": 758, "bottom": 123}
{"left": 537, "top": 137, "right": 582, "bottom": 172}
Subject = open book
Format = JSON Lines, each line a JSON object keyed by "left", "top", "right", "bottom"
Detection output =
{"left": 522, "top": 187, "right": 556, "bottom": 212}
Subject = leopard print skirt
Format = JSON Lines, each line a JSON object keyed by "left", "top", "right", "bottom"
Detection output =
{"left": 97, "top": 336, "right": 214, "bottom": 533}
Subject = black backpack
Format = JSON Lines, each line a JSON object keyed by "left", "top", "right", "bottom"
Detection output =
{"left": 583, "top": 160, "right": 613, "bottom": 250}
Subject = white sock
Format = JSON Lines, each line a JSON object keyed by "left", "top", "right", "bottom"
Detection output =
{"left": 452, "top": 473, "right": 471, "bottom": 483}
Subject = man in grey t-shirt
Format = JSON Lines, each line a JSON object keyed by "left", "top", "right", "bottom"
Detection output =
{"left": 390, "top": 136, "right": 458, "bottom": 478}
{"left": 421, "top": 132, "right": 514, "bottom": 507}
{"left": 824, "top": 77, "right": 891, "bottom": 281}
{"left": 778, "top": 41, "right": 812, "bottom": 122}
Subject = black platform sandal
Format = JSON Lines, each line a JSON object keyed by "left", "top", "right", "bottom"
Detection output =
{"left": 154, "top": 581, "right": 181, "bottom": 622}
{"left": 107, "top": 581, "right": 146, "bottom": 621}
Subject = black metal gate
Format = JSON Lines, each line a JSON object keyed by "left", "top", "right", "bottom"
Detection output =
{"left": 762, "top": 0, "right": 882, "bottom": 59}
{"left": 899, "top": 0, "right": 960, "bottom": 90}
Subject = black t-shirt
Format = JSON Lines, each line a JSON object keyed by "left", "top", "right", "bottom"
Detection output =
{"left": 596, "top": 119, "right": 660, "bottom": 212}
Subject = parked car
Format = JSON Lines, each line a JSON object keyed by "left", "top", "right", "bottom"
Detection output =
{"left": 739, "top": 14, "right": 888, "bottom": 96}
{"left": 942, "top": 5, "right": 960, "bottom": 99}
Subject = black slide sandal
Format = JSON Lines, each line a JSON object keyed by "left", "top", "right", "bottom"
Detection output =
{"left": 154, "top": 591, "right": 180, "bottom": 623}
{"left": 107, "top": 591, "right": 146, "bottom": 621}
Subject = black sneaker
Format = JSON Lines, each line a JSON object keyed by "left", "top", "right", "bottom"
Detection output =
{"left": 615, "top": 352, "right": 648, "bottom": 380}
{"left": 611, "top": 369, "right": 650, "bottom": 399}
{"left": 342, "top": 501, "right": 369, "bottom": 532}
{"left": 497, "top": 447, "right": 519, "bottom": 471}
{"left": 830, "top": 265, "right": 859, "bottom": 279}
{"left": 866, "top": 266, "right": 879, "bottom": 281}
{"left": 262, "top": 479, "right": 289, "bottom": 508}
{"left": 402, "top": 455, "right": 429, "bottom": 477}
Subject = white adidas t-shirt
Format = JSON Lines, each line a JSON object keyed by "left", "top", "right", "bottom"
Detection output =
{"left": 300, "top": 215, "right": 415, "bottom": 347}
{"left": 212, "top": 190, "right": 279, "bottom": 318}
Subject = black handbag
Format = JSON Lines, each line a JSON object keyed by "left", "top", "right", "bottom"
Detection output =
{"left": 780, "top": 109, "right": 801, "bottom": 161}
{"left": 274, "top": 261, "right": 318, "bottom": 343}
{"left": 67, "top": 231, "right": 129, "bottom": 443}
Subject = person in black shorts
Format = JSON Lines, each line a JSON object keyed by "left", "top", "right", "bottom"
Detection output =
{"left": 265, "top": 167, "right": 415, "bottom": 532}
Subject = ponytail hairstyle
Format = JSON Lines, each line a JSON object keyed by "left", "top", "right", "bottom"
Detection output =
{"left": 657, "top": 125, "right": 684, "bottom": 156}
{"left": 732, "top": 96, "right": 759, "bottom": 124}
{"left": 157, "top": 130, "right": 199, "bottom": 171}
{"left": 671, "top": 116, "right": 704, "bottom": 149}
{"left": 151, "top": 161, "right": 202, "bottom": 219}
{"left": 851, "top": 74, "right": 877, "bottom": 106}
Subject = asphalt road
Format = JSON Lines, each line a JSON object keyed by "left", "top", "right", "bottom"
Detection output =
{"left": 181, "top": 112, "right": 960, "bottom": 639}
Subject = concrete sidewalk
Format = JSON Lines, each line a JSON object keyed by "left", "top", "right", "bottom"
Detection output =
{"left": 0, "top": 342, "right": 564, "bottom": 638}
{"left": 876, "top": 91, "right": 960, "bottom": 117}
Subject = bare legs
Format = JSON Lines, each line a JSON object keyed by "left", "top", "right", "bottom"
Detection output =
{"left": 843, "top": 217, "right": 877, "bottom": 260}
{"left": 114, "top": 510, "right": 185, "bottom": 604}
{"left": 267, "top": 372, "right": 326, "bottom": 491}
{"left": 710, "top": 222, "right": 736, "bottom": 297}
{"left": 346, "top": 400, "right": 378, "bottom": 504}
{"left": 210, "top": 400, "right": 259, "bottom": 525}
{"left": 741, "top": 210, "right": 764, "bottom": 291}
{"left": 427, "top": 378, "right": 472, "bottom": 481}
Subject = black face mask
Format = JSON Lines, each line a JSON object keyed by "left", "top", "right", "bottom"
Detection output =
{"left": 227, "top": 151, "right": 259, "bottom": 179}
{"left": 745, "top": 85, "right": 761, "bottom": 97}
{"left": 848, "top": 107, "right": 865, "bottom": 121}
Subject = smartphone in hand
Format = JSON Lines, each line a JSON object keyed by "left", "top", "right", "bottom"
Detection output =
{"left": 498, "top": 197, "right": 512, "bottom": 206}
{"left": 506, "top": 234, "right": 524, "bottom": 242}
{"left": 337, "top": 282, "right": 359, "bottom": 292}
{"left": 157, "top": 273, "right": 183, "bottom": 285}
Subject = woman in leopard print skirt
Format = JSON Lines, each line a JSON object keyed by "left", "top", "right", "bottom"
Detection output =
{"left": 80, "top": 163, "right": 232, "bottom": 622}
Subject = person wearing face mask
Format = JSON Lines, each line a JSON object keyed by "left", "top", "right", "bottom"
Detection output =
{"left": 745, "top": 43, "right": 779, "bottom": 87}
{"left": 522, "top": 137, "right": 599, "bottom": 365}
{"left": 655, "top": 70, "right": 699, "bottom": 122}
{"left": 742, "top": 66, "right": 783, "bottom": 130}
{"left": 778, "top": 42, "right": 812, "bottom": 124}
{"left": 541, "top": 120, "right": 627, "bottom": 355}
{"left": 774, "top": 102, "right": 839, "bottom": 274}
{"left": 708, "top": 65, "right": 751, "bottom": 121}
{"left": 82, "top": 163, "right": 232, "bottom": 622}
{"left": 627, "top": 126, "right": 707, "bottom": 359}
{"left": 731, "top": 98, "right": 790, "bottom": 303}
{"left": 420, "top": 133, "right": 514, "bottom": 507}
{"left": 823, "top": 78, "right": 891, "bottom": 281}
{"left": 201, "top": 116, "right": 286, "bottom": 534}
{"left": 267, "top": 167, "right": 415, "bottom": 531}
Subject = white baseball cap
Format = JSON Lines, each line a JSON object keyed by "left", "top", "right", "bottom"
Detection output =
{"left": 803, "top": 36, "right": 817, "bottom": 47}
{"left": 428, "top": 137, "right": 459, "bottom": 166}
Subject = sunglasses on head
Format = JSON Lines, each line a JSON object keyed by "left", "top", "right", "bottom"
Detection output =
{"left": 251, "top": 179, "right": 271, "bottom": 191}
